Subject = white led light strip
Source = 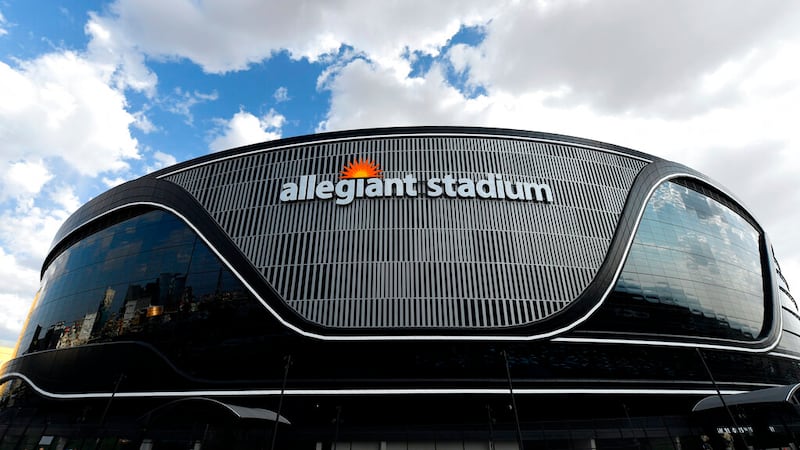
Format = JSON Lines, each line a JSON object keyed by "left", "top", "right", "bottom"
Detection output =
{"left": 45, "top": 174, "right": 780, "bottom": 351}
{"left": 0, "top": 372, "right": 750, "bottom": 400}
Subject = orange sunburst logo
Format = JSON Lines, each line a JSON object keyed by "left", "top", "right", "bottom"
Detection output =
{"left": 340, "top": 158, "right": 382, "bottom": 179}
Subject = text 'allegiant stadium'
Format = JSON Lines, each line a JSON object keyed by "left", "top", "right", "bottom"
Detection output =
{"left": 280, "top": 174, "right": 554, "bottom": 206}
{"left": 280, "top": 158, "right": 553, "bottom": 206}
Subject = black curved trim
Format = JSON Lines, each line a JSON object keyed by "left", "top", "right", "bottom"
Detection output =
{"left": 149, "top": 126, "right": 654, "bottom": 181}
{"left": 40, "top": 128, "right": 779, "bottom": 347}
{"left": 39, "top": 178, "right": 318, "bottom": 338}
{"left": 1, "top": 341, "right": 199, "bottom": 394}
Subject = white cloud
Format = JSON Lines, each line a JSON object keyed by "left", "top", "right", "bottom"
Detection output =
{"left": 318, "top": 59, "right": 490, "bottom": 131}
{"left": 132, "top": 109, "right": 157, "bottom": 133}
{"left": 48, "top": 185, "right": 81, "bottom": 213}
{"left": 0, "top": 53, "right": 140, "bottom": 176}
{"left": 0, "top": 293, "right": 35, "bottom": 347}
{"left": 456, "top": 0, "right": 800, "bottom": 116}
{"left": 85, "top": 15, "right": 158, "bottom": 95}
{"left": 91, "top": 0, "right": 500, "bottom": 73}
{"left": 2, "top": 0, "right": 799, "bottom": 345}
{"left": 0, "top": 160, "right": 53, "bottom": 203}
{"left": 153, "top": 151, "right": 177, "bottom": 168}
{"left": 0, "top": 197, "right": 73, "bottom": 340}
{"left": 446, "top": 43, "right": 478, "bottom": 76}
{"left": 0, "top": 248, "right": 40, "bottom": 293}
{"left": 163, "top": 88, "right": 219, "bottom": 125}
{"left": 316, "top": 13, "right": 800, "bottom": 296}
{"left": 0, "top": 10, "right": 8, "bottom": 36}
{"left": 0, "top": 14, "right": 156, "bottom": 346}
{"left": 102, "top": 177, "right": 129, "bottom": 188}
{"left": 143, "top": 151, "right": 178, "bottom": 174}
{"left": 209, "top": 109, "right": 285, "bottom": 152}
{"left": 273, "top": 86, "right": 290, "bottom": 103}
{"left": 0, "top": 207, "right": 67, "bottom": 263}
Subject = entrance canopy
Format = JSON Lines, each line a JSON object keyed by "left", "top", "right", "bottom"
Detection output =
{"left": 139, "top": 397, "right": 291, "bottom": 424}
{"left": 693, "top": 384, "right": 800, "bottom": 412}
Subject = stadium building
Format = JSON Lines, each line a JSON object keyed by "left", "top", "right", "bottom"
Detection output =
{"left": 1, "top": 127, "right": 798, "bottom": 449}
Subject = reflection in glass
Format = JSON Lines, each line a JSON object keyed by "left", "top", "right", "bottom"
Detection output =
{"left": 584, "top": 180, "right": 765, "bottom": 340}
{"left": 18, "top": 209, "right": 253, "bottom": 355}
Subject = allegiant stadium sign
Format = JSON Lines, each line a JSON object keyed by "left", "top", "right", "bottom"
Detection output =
{"left": 279, "top": 158, "right": 554, "bottom": 206}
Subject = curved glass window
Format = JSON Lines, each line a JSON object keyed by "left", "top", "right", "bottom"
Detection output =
{"left": 582, "top": 180, "right": 765, "bottom": 341}
{"left": 16, "top": 209, "right": 263, "bottom": 356}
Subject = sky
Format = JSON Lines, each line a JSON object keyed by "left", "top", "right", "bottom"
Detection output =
{"left": 1, "top": 0, "right": 800, "bottom": 359}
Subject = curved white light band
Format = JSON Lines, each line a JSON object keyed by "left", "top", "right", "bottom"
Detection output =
{"left": 45, "top": 168, "right": 781, "bottom": 353}
{"left": 0, "top": 371, "right": 750, "bottom": 400}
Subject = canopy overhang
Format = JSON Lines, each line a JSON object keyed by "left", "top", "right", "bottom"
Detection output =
{"left": 139, "top": 397, "right": 291, "bottom": 424}
{"left": 693, "top": 384, "right": 800, "bottom": 412}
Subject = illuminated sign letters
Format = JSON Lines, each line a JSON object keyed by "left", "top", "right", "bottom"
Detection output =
{"left": 279, "top": 175, "right": 419, "bottom": 206}
{"left": 279, "top": 159, "right": 553, "bottom": 206}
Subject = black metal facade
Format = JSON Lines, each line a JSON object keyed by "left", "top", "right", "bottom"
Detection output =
{"left": 1, "top": 127, "right": 798, "bottom": 449}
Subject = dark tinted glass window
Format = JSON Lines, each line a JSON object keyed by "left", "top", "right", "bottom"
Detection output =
{"left": 17, "top": 209, "right": 256, "bottom": 355}
{"left": 582, "top": 180, "right": 765, "bottom": 340}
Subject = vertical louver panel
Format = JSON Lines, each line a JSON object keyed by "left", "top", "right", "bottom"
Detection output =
{"left": 165, "top": 135, "right": 647, "bottom": 329}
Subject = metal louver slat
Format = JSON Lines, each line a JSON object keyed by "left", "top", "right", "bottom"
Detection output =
{"left": 164, "top": 135, "right": 646, "bottom": 329}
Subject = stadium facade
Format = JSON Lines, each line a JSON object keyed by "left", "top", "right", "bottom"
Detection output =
{"left": 1, "top": 127, "right": 798, "bottom": 449}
